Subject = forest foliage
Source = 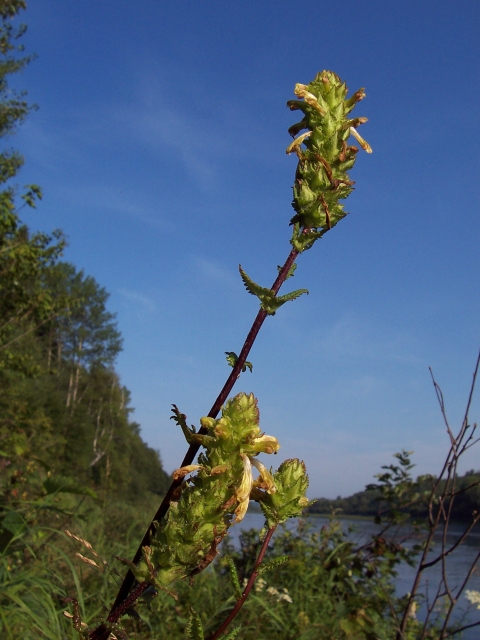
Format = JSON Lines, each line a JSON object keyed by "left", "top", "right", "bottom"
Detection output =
{"left": 0, "top": 0, "right": 170, "bottom": 532}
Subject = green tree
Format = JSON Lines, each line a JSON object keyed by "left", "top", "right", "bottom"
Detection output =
{"left": 0, "top": 0, "right": 66, "bottom": 375}
{"left": 0, "top": 0, "right": 32, "bottom": 179}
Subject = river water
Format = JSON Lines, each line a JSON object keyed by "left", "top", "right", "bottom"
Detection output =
{"left": 235, "top": 512, "right": 480, "bottom": 639}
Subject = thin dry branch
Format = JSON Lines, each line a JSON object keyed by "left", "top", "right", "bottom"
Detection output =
{"left": 396, "top": 350, "right": 480, "bottom": 640}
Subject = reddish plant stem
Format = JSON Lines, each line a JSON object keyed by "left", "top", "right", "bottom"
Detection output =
{"left": 107, "top": 581, "right": 149, "bottom": 623}
{"left": 88, "top": 581, "right": 150, "bottom": 639}
{"left": 207, "top": 525, "right": 277, "bottom": 640}
{"left": 89, "top": 247, "right": 299, "bottom": 639}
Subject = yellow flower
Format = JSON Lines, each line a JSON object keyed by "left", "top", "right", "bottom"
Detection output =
{"left": 250, "top": 457, "right": 276, "bottom": 493}
{"left": 286, "top": 131, "right": 312, "bottom": 155}
{"left": 349, "top": 126, "right": 372, "bottom": 153}
{"left": 294, "top": 83, "right": 326, "bottom": 115}
{"left": 234, "top": 454, "right": 253, "bottom": 523}
{"left": 250, "top": 434, "right": 280, "bottom": 455}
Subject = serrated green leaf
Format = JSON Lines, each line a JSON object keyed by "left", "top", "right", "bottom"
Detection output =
{"left": 238, "top": 265, "right": 271, "bottom": 299}
{"left": 171, "top": 404, "right": 197, "bottom": 439}
{"left": 261, "top": 288, "right": 308, "bottom": 315}
{"left": 239, "top": 265, "right": 308, "bottom": 315}
{"left": 290, "top": 223, "right": 324, "bottom": 252}
{"left": 226, "top": 556, "right": 242, "bottom": 600}
{"left": 225, "top": 351, "right": 238, "bottom": 367}
{"left": 257, "top": 555, "right": 290, "bottom": 575}
{"left": 225, "top": 352, "right": 252, "bottom": 373}
{"left": 259, "top": 500, "right": 276, "bottom": 524}
{"left": 186, "top": 607, "right": 204, "bottom": 640}
{"left": 276, "top": 288, "right": 309, "bottom": 306}
{"left": 238, "top": 266, "right": 276, "bottom": 314}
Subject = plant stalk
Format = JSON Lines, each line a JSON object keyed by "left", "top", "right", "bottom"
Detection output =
{"left": 207, "top": 525, "right": 277, "bottom": 640}
{"left": 89, "top": 246, "right": 299, "bottom": 639}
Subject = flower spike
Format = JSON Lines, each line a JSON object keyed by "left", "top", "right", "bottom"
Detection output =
{"left": 288, "top": 70, "right": 371, "bottom": 251}
{"left": 131, "top": 392, "right": 296, "bottom": 590}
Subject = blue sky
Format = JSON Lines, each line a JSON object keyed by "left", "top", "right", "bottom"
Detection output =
{"left": 12, "top": 0, "right": 480, "bottom": 497}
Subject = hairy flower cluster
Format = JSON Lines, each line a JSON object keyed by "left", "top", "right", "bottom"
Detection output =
{"left": 287, "top": 70, "right": 370, "bottom": 252}
{"left": 127, "top": 393, "right": 309, "bottom": 592}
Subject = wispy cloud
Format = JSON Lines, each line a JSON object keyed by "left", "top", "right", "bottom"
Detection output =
{"left": 347, "top": 375, "right": 383, "bottom": 398}
{"left": 109, "top": 72, "right": 243, "bottom": 192}
{"left": 19, "top": 66, "right": 264, "bottom": 214}
{"left": 119, "top": 105, "right": 217, "bottom": 190}
{"left": 317, "top": 312, "right": 424, "bottom": 366}
{"left": 101, "top": 63, "right": 280, "bottom": 193}
{"left": 194, "top": 257, "right": 238, "bottom": 289}
{"left": 16, "top": 84, "right": 222, "bottom": 200}
{"left": 19, "top": 116, "right": 79, "bottom": 158}
{"left": 57, "top": 183, "right": 173, "bottom": 232}
{"left": 17, "top": 116, "right": 175, "bottom": 233}
{"left": 117, "top": 288, "right": 156, "bottom": 311}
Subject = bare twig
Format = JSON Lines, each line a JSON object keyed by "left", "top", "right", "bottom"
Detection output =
{"left": 440, "top": 548, "right": 480, "bottom": 638}
{"left": 442, "top": 619, "right": 480, "bottom": 639}
{"left": 420, "top": 514, "right": 480, "bottom": 570}
{"left": 396, "top": 350, "right": 480, "bottom": 640}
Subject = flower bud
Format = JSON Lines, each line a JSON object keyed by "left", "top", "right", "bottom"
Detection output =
{"left": 257, "top": 458, "right": 311, "bottom": 527}
{"left": 172, "top": 464, "right": 203, "bottom": 481}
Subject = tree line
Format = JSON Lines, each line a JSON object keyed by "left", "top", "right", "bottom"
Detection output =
{"left": 0, "top": 1, "right": 170, "bottom": 519}
{"left": 308, "top": 467, "right": 480, "bottom": 521}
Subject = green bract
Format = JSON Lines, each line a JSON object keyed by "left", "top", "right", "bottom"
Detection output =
{"left": 256, "top": 459, "right": 311, "bottom": 529}
{"left": 288, "top": 70, "right": 371, "bottom": 252}
{"left": 239, "top": 265, "right": 308, "bottom": 316}
{"left": 127, "top": 392, "right": 309, "bottom": 593}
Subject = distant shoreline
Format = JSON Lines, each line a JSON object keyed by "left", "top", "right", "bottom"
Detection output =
{"left": 305, "top": 512, "right": 373, "bottom": 521}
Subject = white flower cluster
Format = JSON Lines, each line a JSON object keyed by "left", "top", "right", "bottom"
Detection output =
{"left": 266, "top": 586, "right": 293, "bottom": 603}
{"left": 254, "top": 577, "right": 267, "bottom": 593}
{"left": 247, "top": 577, "right": 293, "bottom": 603}
{"left": 465, "top": 590, "right": 480, "bottom": 610}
